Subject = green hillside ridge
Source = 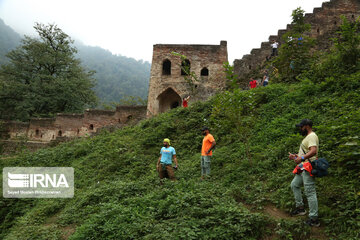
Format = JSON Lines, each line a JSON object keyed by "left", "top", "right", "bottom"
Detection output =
{"left": 1, "top": 13, "right": 360, "bottom": 240}
{"left": 1, "top": 70, "right": 359, "bottom": 239}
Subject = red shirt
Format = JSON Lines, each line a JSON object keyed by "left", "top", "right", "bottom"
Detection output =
{"left": 249, "top": 80, "right": 257, "bottom": 89}
{"left": 183, "top": 100, "right": 188, "bottom": 107}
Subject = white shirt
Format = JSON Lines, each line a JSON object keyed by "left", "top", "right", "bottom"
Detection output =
{"left": 271, "top": 42, "right": 279, "bottom": 48}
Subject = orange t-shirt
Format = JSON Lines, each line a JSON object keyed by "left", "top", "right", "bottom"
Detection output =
{"left": 201, "top": 134, "right": 215, "bottom": 156}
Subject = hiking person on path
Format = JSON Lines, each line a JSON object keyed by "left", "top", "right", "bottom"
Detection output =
{"left": 288, "top": 119, "right": 320, "bottom": 227}
{"left": 157, "top": 138, "right": 178, "bottom": 182}
{"left": 201, "top": 127, "right": 216, "bottom": 179}
{"left": 262, "top": 70, "right": 269, "bottom": 87}
{"left": 271, "top": 40, "right": 279, "bottom": 57}
{"left": 183, "top": 95, "right": 191, "bottom": 107}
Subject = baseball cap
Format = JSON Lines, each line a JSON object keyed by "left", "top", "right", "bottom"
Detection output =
{"left": 296, "top": 119, "right": 313, "bottom": 128}
{"left": 201, "top": 126, "right": 209, "bottom": 131}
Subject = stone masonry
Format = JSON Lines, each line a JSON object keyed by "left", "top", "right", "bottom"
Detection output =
{"left": 1, "top": 106, "right": 146, "bottom": 143}
{"left": 233, "top": 0, "right": 360, "bottom": 87}
{"left": 146, "top": 41, "right": 228, "bottom": 117}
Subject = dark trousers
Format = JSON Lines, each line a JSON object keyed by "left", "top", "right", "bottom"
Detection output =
{"left": 158, "top": 164, "right": 175, "bottom": 180}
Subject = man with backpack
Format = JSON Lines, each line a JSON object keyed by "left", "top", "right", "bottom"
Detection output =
{"left": 288, "top": 119, "right": 320, "bottom": 227}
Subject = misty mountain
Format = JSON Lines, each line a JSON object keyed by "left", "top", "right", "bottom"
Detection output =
{"left": 0, "top": 19, "right": 150, "bottom": 105}
{"left": 0, "top": 18, "right": 21, "bottom": 65}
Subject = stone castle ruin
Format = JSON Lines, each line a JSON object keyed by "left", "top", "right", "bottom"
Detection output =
{"left": 0, "top": 106, "right": 146, "bottom": 153}
{"left": 1, "top": 0, "right": 359, "bottom": 153}
{"left": 233, "top": 0, "right": 360, "bottom": 86}
{"left": 146, "top": 41, "right": 228, "bottom": 117}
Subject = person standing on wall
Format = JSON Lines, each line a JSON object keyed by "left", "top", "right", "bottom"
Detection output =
{"left": 201, "top": 127, "right": 216, "bottom": 180}
{"left": 288, "top": 119, "right": 320, "bottom": 227}
{"left": 183, "top": 96, "right": 191, "bottom": 107}
{"left": 271, "top": 40, "right": 279, "bottom": 57}
{"left": 157, "top": 138, "right": 178, "bottom": 182}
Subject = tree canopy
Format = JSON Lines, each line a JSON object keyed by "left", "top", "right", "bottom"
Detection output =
{"left": 0, "top": 23, "right": 97, "bottom": 120}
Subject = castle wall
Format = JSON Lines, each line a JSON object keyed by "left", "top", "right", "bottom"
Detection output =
{"left": 233, "top": 0, "right": 360, "bottom": 87}
{"left": 1, "top": 106, "right": 147, "bottom": 147}
{"left": 147, "top": 41, "right": 228, "bottom": 117}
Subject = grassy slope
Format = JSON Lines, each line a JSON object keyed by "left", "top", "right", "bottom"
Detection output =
{"left": 1, "top": 75, "right": 359, "bottom": 239}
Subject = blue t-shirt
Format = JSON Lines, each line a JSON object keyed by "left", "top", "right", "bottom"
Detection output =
{"left": 160, "top": 146, "right": 176, "bottom": 164}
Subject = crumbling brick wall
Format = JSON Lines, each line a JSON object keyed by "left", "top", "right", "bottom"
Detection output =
{"left": 1, "top": 106, "right": 147, "bottom": 145}
{"left": 233, "top": 0, "right": 360, "bottom": 87}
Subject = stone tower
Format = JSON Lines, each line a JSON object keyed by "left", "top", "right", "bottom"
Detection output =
{"left": 146, "top": 41, "right": 228, "bottom": 117}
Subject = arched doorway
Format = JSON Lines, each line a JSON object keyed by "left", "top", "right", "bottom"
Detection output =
{"left": 157, "top": 88, "right": 182, "bottom": 113}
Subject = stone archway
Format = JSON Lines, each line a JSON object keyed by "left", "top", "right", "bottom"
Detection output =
{"left": 157, "top": 88, "right": 182, "bottom": 113}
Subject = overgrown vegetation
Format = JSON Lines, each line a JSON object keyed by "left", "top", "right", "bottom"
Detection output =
{"left": 0, "top": 23, "right": 98, "bottom": 121}
{"left": 0, "top": 14, "right": 360, "bottom": 240}
{"left": 0, "top": 18, "right": 150, "bottom": 108}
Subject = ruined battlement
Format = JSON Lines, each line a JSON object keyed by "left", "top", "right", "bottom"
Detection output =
{"left": 233, "top": 0, "right": 360, "bottom": 86}
{"left": 1, "top": 105, "right": 146, "bottom": 147}
{"left": 147, "top": 41, "right": 228, "bottom": 117}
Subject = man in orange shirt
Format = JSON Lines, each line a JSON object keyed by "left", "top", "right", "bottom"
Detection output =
{"left": 201, "top": 127, "right": 216, "bottom": 179}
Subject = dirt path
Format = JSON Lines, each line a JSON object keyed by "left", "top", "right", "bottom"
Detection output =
{"left": 238, "top": 200, "right": 328, "bottom": 240}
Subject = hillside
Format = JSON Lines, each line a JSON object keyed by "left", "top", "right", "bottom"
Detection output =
{"left": 0, "top": 19, "right": 21, "bottom": 65}
{"left": 75, "top": 43, "right": 150, "bottom": 105}
{"left": 1, "top": 61, "right": 359, "bottom": 239}
{"left": 0, "top": 19, "right": 150, "bottom": 105}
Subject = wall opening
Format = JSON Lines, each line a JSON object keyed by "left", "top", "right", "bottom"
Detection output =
{"left": 89, "top": 124, "right": 94, "bottom": 130}
{"left": 77, "top": 129, "right": 80, "bottom": 135}
{"left": 317, "top": 28, "right": 320, "bottom": 34}
{"left": 201, "top": 67, "right": 209, "bottom": 76}
{"left": 35, "top": 129, "right": 40, "bottom": 137}
{"left": 157, "top": 88, "right": 182, "bottom": 113}
{"left": 181, "top": 59, "right": 191, "bottom": 75}
{"left": 126, "top": 115, "right": 133, "bottom": 123}
{"left": 162, "top": 59, "right": 171, "bottom": 75}
{"left": 58, "top": 130, "right": 62, "bottom": 137}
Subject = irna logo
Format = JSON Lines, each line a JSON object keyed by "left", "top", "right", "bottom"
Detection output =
{"left": 7, "top": 172, "right": 69, "bottom": 188}
{"left": 3, "top": 167, "right": 74, "bottom": 198}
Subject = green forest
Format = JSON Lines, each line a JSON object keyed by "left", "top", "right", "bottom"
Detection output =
{"left": 0, "top": 18, "right": 150, "bottom": 109}
{"left": 0, "top": 13, "right": 359, "bottom": 240}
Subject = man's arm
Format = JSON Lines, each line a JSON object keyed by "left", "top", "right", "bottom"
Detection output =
{"left": 206, "top": 141, "right": 216, "bottom": 155}
{"left": 173, "top": 155, "right": 178, "bottom": 168}
{"left": 157, "top": 155, "right": 161, "bottom": 170}
{"left": 294, "top": 146, "right": 317, "bottom": 164}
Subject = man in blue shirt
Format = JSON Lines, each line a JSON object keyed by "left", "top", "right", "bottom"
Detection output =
{"left": 157, "top": 138, "right": 178, "bottom": 181}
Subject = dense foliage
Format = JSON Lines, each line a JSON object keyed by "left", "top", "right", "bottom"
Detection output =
{"left": 75, "top": 44, "right": 150, "bottom": 106}
{"left": 271, "top": 8, "right": 316, "bottom": 83}
{"left": 0, "top": 23, "right": 98, "bottom": 120}
{"left": 0, "top": 18, "right": 150, "bottom": 108}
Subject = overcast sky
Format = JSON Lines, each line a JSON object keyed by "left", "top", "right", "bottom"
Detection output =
{"left": 0, "top": 0, "right": 326, "bottom": 63}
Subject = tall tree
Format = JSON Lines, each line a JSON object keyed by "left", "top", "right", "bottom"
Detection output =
{"left": 272, "top": 8, "right": 316, "bottom": 83}
{"left": 0, "top": 23, "right": 97, "bottom": 120}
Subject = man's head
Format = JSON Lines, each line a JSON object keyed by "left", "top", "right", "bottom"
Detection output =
{"left": 163, "top": 138, "right": 171, "bottom": 147}
{"left": 201, "top": 127, "right": 209, "bottom": 136}
{"left": 296, "top": 119, "right": 313, "bottom": 136}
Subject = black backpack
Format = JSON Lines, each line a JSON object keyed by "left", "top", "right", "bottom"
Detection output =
{"left": 310, "top": 158, "right": 329, "bottom": 177}
{"left": 300, "top": 146, "right": 329, "bottom": 177}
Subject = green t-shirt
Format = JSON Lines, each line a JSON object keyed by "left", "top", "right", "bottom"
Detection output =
{"left": 298, "top": 132, "right": 319, "bottom": 162}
